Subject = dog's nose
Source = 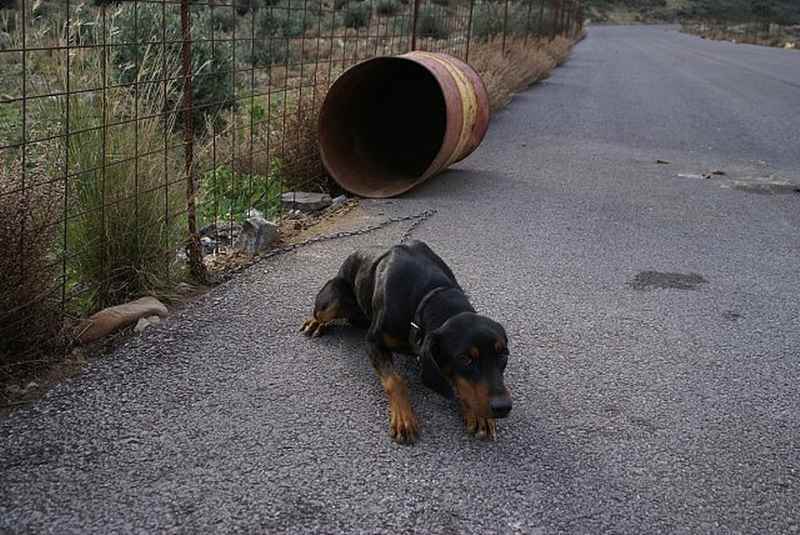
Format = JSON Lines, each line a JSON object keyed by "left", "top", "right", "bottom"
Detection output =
{"left": 490, "top": 397, "right": 512, "bottom": 418}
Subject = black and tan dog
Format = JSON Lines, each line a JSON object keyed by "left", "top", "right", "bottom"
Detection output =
{"left": 301, "top": 240, "right": 511, "bottom": 444}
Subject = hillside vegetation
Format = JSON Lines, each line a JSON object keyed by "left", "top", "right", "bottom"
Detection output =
{"left": 585, "top": 0, "right": 800, "bottom": 24}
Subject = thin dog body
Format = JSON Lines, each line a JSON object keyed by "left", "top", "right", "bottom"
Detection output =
{"left": 302, "top": 240, "right": 512, "bottom": 444}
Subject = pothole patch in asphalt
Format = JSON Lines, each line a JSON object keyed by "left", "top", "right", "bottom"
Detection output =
{"left": 730, "top": 181, "right": 800, "bottom": 195}
{"left": 721, "top": 310, "right": 743, "bottom": 321}
{"left": 671, "top": 166, "right": 800, "bottom": 195}
{"left": 629, "top": 271, "right": 708, "bottom": 291}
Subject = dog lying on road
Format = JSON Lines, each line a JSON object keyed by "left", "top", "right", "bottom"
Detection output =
{"left": 301, "top": 240, "right": 512, "bottom": 444}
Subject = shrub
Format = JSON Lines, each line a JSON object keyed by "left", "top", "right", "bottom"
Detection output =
{"left": 343, "top": 3, "right": 371, "bottom": 28}
{"left": 254, "top": 5, "right": 318, "bottom": 39}
{"left": 0, "top": 159, "right": 63, "bottom": 367}
{"left": 34, "top": 44, "right": 186, "bottom": 313}
{"left": 334, "top": 0, "right": 355, "bottom": 11}
{"left": 247, "top": 7, "right": 316, "bottom": 65}
{"left": 111, "top": 3, "right": 235, "bottom": 131}
{"left": 199, "top": 165, "right": 283, "bottom": 225}
{"left": 0, "top": 0, "right": 16, "bottom": 10}
{"left": 376, "top": 0, "right": 401, "bottom": 16}
{"left": 248, "top": 37, "right": 292, "bottom": 66}
{"left": 416, "top": 5, "right": 449, "bottom": 39}
{"left": 471, "top": 1, "right": 504, "bottom": 40}
{"left": 209, "top": 7, "right": 238, "bottom": 33}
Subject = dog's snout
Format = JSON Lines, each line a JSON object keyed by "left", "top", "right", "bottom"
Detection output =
{"left": 490, "top": 397, "right": 512, "bottom": 418}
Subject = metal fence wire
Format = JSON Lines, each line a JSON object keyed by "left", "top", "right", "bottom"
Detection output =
{"left": 0, "top": 0, "right": 582, "bottom": 355}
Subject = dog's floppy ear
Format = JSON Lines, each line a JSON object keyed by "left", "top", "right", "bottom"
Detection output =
{"left": 420, "top": 331, "right": 454, "bottom": 399}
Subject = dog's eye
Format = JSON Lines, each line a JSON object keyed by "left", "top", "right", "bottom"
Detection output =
{"left": 458, "top": 353, "right": 473, "bottom": 367}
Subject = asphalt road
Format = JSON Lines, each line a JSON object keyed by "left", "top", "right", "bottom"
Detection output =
{"left": 2, "top": 26, "right": 799, "bottom": 534}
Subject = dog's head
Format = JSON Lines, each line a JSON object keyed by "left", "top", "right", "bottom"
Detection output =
{"left": 421, "top": 312, "right": 512, "bottom": 419}
{"left": 313, "top": 277, "right": 355, "bottom": 321}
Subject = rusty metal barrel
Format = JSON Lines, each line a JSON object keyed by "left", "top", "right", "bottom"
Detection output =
{"left": 318, "top": 52, "right": 490, "bottom": 198}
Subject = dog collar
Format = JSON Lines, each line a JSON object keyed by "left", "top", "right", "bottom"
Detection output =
{"left": 409, "top": 286, "right": 451, "bottom": 355}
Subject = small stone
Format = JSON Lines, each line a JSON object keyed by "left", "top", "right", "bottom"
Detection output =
{"left": 198, "top": 223, "right": 217, "bottom": 237}
{"left": 331, "top": 194, "right": 347, "bottom": 208}
{"left": 76, "top": 297, "right": 168, "bottom": 344}
{"left": 235, "top": 216, "right": 279, "bottom": 255}
{"left": 134, "top": 315, "right": 161, "bottom": 334}
{"left": 710, "top": 170, "right": 726, "bottom": 176}
{"left": 0, "top": 32, "right": 12, "bottom": 51}
{"left": 286, "top": 209, "right": 304, "bottom": 220}
{"left": 281, "top": 192, "right": 332, "bottom": 213}
{"left": 677, "top": 173, "right": 704, "bottom": 180}
{"left": 247, "top": 208, "right": 265, "bottom": 219}
{"left": 200, "top": 236, "right": 217, "bottom": 255}
{"left": 656, "top": 159, "right": 670, "bottom": 164}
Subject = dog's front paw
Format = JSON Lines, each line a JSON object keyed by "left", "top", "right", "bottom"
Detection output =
{"left": 389, "top": 404, "right": 418, "bottom": 445}
{"left": 464, "top": 411, "right": 497, "bottom": 441}
{"left": 300, "top": 318, "right": 328, "bottom": 337}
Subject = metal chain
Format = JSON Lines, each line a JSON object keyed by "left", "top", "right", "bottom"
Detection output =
{"left": 216, "top": 208, "right": 438, "bottom": 280}
{"left": 400, "top": 208, "right": 436, "bottom": 243}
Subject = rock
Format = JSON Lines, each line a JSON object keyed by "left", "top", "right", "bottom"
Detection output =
{"left": 76, "top": 297, "right": 168, "bottom": 344}
{"left": 785, "top": 43, "right": 796, "bottom": 50}
{"left": 200, "top": 236, "right": 217, "bottom": 255}
{"left": 134, "top": 315, "right": 161, "bottom": 334}
{"left": 281, "top": 192, "right": 332, "bottom": 213}
{"left": 331, "top": 195, "right": 347, "bottom": 208}
{"left": 235, "top": 215, "right": 278, "bottom": 255}
{"left": 199, "top": 223, "right": 217, "bottom": 237}
{"left": 247, "top": 208, "right": 264, "bottom": 219}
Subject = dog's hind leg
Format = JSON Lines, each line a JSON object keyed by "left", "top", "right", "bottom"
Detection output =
{"left": 366, "top": 329, "right": 418, "bottom": 444}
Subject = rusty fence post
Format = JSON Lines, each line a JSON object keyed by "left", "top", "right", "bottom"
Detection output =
{"left": 552, "top": 0, "right": 562, "bottom": 40}
{"left": 536, "top": 0, "right": 546, "bottom": 38}
{"left": 501, "top": 0, "right": 511, "bottom": 55}
{"left": 565, "top": 0, "right": 572, "bottom": 37}
{"left": 524, "top": 0, "right": 535, "bottom": 44}
{"left": 180, "top": 0, "right": 207, "bottom": 283}
{"left": 410, "top": 0, "right": 421, "bottom": 51}
{"left": 465, "top": 0, "right": 475, "bottom": 62}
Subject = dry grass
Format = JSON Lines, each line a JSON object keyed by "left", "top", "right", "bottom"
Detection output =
{"left": 0, "top": 158, "right": 65, "bottom": 371}
{"left": 471, "top": 35, "right": 575, "bottom": 112}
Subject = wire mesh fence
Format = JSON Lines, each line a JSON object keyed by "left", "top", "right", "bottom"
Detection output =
{"left": 0, "top": 0, "right": 582, "bottom": 363}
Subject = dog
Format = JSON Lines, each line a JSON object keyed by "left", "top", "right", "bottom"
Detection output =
{"left": 301, "top": 240, "right": 512, "bottom": 444}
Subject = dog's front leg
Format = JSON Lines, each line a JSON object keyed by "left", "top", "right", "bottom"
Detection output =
{"left": 367, "top": 336, "right": 418, "bottom": 445}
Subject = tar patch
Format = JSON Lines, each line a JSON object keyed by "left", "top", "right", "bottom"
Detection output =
{"left": 629, "top": 271, "right": 708, "bottom": 291}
